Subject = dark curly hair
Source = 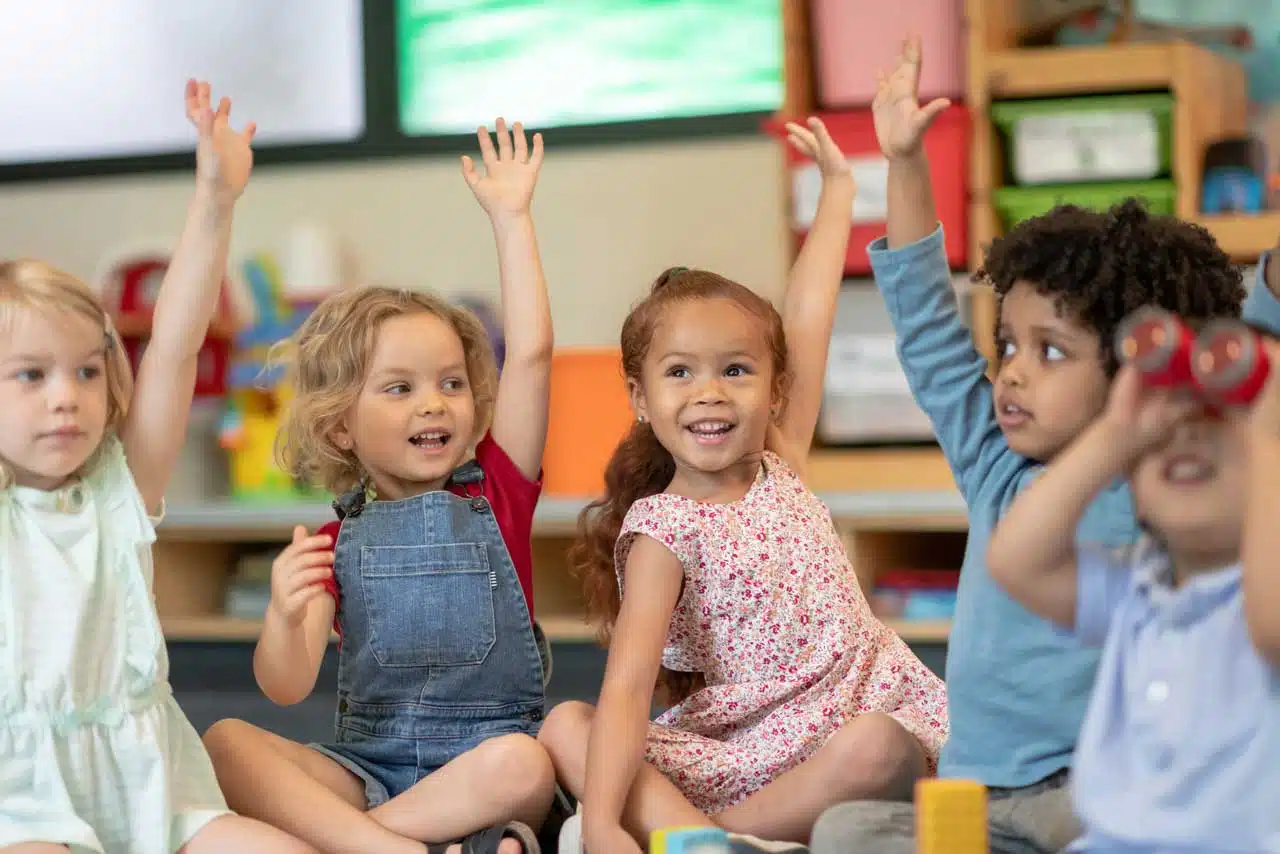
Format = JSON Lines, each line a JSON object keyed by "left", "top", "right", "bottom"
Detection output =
{"left": 974, "top": 198, "right": 1247, "bottom": 374}
{"left": 569, "top": 266, "right": 790, "bottom": 707}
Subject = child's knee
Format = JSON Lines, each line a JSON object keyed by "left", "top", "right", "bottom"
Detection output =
{"left": 201, "top": 718, "right": 258, "bottom": 764}
{"left": 821, "top": 713, "right": 926, "bottom": 799}
{"left": 536, "top": 700, "right": 594, "bottom": 761}
{"left": 478, "top": 733, "right": 557, "bottom": 806}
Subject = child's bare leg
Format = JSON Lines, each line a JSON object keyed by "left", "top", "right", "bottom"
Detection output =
{"left": 714, "top": 712, "right": 927, "bottom": 844}
{"left": 537, "top": 701, "right": 714, "bottom": 844}
{"left": 1, "top": 845, "right": 69, "bottom": 853}
{"left": 367, "top": 733, "right": 555, "bottom": 843}
{"left": 179, "top": 814, "right": 318, "bottom": 854}
{"left": 202, "top": 718, "right": 425, "bottom": 854}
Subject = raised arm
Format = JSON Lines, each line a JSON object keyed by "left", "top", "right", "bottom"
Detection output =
{"left": 988, "top": 366, "right": 1194, "bottom": 627}
{"left": 462, "top": 119, "right": 553, "bottom": 480}
{"left": 867, "top": 38, "right": 1024, "bottom": 501}
{"left": 254, "top": 525, "right": 337, "bottom": 705}
{"left": 768, "top": 118, "right": 855, "bottom": 474}
{"left": 1242, "top": 338, "right": 1280, "bottom": 666}
{"left": 121, "top": 81, "right": 255, "bottom": 513}
{"left": 582, "top": 535, "right": 684, "bottom": 854}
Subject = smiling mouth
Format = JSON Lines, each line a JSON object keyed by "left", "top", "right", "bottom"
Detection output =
{"left": 997, "top": 402, "right": 1031, "bottom": 425}
{"left": 686, "top": 420, "right": 735, "bottom": 443}
{"left": 409, "top": 430, "right": 451, "bottom": 450}
{"left": 1161, "top": 454, "right": 1215, "bottom": 485}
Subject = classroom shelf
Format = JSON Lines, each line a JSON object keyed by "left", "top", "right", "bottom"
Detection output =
{"left": 1193, "top": 213, "right": 1280, "bottom": 264}
{"left": 984, "top": 42, "right": 1205, "bottom": 100}
{"left": 160, "top": 614, "right": 951, "bottom": 645}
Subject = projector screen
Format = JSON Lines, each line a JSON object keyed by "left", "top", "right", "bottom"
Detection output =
{"left": 396, "top": 0, "right": 784, "bottom": 136}
{"left": 0, "top": 0, "right": 365, "bottom": 166}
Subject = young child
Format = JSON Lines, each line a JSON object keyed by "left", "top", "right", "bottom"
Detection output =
{"left": 536, "top": 118, "right": 949, "bottom": 854}
{"left": 983, "top": 325, "right": 1280, "bottom": 852}
{"left": 0, "top": 84, "right": 310, "bottom": 854}
{"left": 201, "top": 120, "right": 555, "bottom": 854}
{"left": 811, "top": 38, "right": 1280, "bottom": 854}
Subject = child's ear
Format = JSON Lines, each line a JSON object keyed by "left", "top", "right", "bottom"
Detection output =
{"left": 330, "top": 424, "right": 354, "bottom": 453}
{"left": 627, "top": 377, "right": 648, "bottom": 423}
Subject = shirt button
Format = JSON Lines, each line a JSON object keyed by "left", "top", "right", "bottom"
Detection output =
{"left": 1146, "top": 681, "right": 1169, "bottom": 704}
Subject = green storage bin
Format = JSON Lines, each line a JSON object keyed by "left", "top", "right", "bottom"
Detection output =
{"left": 992, "top": 181, "right": 1177, "bottom": 229}
{"left": 990, "top": 94, "right": 1174, "bottom": 185}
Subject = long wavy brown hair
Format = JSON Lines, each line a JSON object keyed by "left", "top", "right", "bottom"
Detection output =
{"left": 569, "top": 266, "right": 790, "bottom": 705}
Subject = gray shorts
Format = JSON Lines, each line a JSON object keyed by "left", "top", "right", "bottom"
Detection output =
{"left": 810, "top": 769, "right": 1080, "bottom": 854}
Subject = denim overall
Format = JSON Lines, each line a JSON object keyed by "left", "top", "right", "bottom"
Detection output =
{"left": 310, "top": 460, "right": 548, "bottom": 807}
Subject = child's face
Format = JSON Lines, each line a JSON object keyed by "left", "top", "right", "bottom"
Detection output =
{"left": 0, "top": 307, "right": 109, "bottom": 490}
{"left": 1131, "top": 410, "right": 1249, "bottom": 573}
{"left": 631, "top": 297, "right": 776, "bottom": 479}
{"left": 994, "top": 282, "right": 1110, "bottom": 460}
{"left": 335, "top": 312, "right": 477, "bottom": 500}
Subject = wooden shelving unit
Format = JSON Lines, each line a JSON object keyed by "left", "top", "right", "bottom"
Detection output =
{"left": 965, "top": 0, "right": 1277, "bottom": 266}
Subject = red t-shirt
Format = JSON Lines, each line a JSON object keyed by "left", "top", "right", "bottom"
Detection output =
{"left": 317, "top": 433, "right": 541, "bottom": 635}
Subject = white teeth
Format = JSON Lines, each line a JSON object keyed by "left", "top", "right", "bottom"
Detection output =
{"left": 411, "top": 430, "right": 448, "bottom": 445}
{"left": 1166, "top": 458, "right": 1211, "bottom": 482}
{"left": 1003, "top": 404, "right": 1024, "bottom": 414}
{"left": 689, "top": 421, "right": 731, "bottom": 434}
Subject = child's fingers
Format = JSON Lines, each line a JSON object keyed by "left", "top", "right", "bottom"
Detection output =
{"left": 289, "top": 549, "right": 335, "bottom": 571}
{"left": 494, "top": 117, "right": 513, "bottom": 161}
{"left": 512, "top": 121, "right": 529, "bottom": 162}
{"left": 475, "top": 125, "right": 498, "bottom": 167}
{"left": 240, "top": 121, "right": 257, "bottom": 143}
{"left": 528, "top": 132, "right": 545, "bottom": 171}
{"left": 917, "top": 98, "right": 952, "bottom": 127}
{"left": 216, "top": 96, "right": 231, "bottom": 121}
{"left": 288, "top": 567, "right": 334, "bottom": 593}
{"left": 184, "top": 79, "right": 200, "bottom": 119}
{"left": 460, "top": 154, "right": 481, "bottom": 188}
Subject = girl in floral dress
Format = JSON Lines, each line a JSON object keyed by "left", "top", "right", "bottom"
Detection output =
{"left": 537, "top": 119, "right": 949, "bottom": 854}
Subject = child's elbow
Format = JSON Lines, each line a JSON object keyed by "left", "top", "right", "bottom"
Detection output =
{"left": 985, "top": 537, "right": 1017, "bottom": 591}
{"left": 253, "top": 652, "right": 316, "bottom": 706}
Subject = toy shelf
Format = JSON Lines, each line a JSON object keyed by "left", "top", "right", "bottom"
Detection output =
{"left": 1191, "top": 212, "right": 1280, "bottom": 262}
{"left": 152, "top": 447, "right": 966, "bottom": 647}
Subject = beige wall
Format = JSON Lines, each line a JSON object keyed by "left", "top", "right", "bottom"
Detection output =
{"left": 0, "top": 135, "right": 791, "bottom": 347}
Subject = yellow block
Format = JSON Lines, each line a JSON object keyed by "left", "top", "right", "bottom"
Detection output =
{"left": 916, "top": 778, "right": 989, "bottom": 854}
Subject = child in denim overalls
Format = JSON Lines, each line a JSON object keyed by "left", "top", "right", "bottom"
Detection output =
{"left": 204, "top": 120, "right": 556, "bottom": 854}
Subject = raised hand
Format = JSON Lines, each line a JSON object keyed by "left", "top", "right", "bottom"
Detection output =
{"left": 462, "top": 118, "right": 544, "bottom": 221}
{"left": 268, "top": 525, "right": 334, "bottom": 627}
{"left": 1102, "top": 365, "right": 1201, "bottom": 456}
{"left": 872, "top": 35, "right": 951, "bottom": 159}
{"left": 185, "top": 79, "right": 256, "bottom": 203}
{"left": 785, "top": 116, "right": 853, "bottom": 182}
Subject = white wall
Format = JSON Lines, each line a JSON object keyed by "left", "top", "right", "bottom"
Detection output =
{"left": 0, "top": 135, "right": 791, "bottom": 347}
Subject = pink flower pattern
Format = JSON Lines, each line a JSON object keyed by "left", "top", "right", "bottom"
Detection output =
{"left": 615, "top": 452, "right": 950, "bottom": 813}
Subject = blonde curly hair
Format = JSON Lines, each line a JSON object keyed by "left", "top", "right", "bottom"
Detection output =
{"left": 275, "top": 286, "right": 498, "bottom": 495}
{"left": 0, "top": 259, "right": 134, "bottom": 490}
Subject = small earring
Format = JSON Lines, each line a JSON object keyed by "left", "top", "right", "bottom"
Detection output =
{"left": 637, "top": 415, "right": 646, "bottom": 424}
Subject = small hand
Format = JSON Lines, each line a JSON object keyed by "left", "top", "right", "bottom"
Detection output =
{"left": 1102, "top": 365, "right": 1201, "bottom": 455}
{"left": 461, "top": 118, "right": 544, "bottom": 220}
{"left": 268, "top": 525, "right": 334, "bottom": 627}
{"left": 872, "top": 35, "right": 951, "bottom": 159}
{"left": 185, "top": 79, "right": 256, "bottom": 203}
{"left": 785, "top": 116, "right": 853, "bottom": 182}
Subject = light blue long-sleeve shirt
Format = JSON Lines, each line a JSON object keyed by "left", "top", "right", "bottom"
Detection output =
{"left": 867, "top": 226, "right": 1280, "bottom": 787}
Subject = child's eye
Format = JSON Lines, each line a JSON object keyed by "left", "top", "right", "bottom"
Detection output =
{"left": 666, "top": 366, "right": 690, "bottom": 379}
{"left": 1043, "top": 344, "right": 1066, "bottom": 361}
{"left": 724, "top": 364, "right": 750, "bottom": 378}
{"left": 442, "top": 378, "right": 466, "bottom": 392}
{"left": 15, "top": 368, "right": 42, "bottom": 383}
{"left": 78, "top": 366, "right": 101, "bottom": 381}
{"left": 385, "top": 382, "right": 410, "bottom": 395}
{"left": 997, "top": 339, "right": 1015, "bottom": 359}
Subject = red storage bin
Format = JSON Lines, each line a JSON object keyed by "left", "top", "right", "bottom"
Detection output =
{"left": 811, "top": 0, "right": 966, "bottom": 109}
{"left": 772, "top": 106, "right": 969, "bottom": 275}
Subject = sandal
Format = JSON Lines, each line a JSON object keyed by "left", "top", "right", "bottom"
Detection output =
{"left": 427, "top": 821, "right": 542, "bottom": 854}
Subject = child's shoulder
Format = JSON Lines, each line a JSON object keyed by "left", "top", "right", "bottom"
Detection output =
{"left": 620, "top": 491, "right": 693, "bottom": 535}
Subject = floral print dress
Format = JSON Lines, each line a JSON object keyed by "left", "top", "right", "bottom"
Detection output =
{"left": 615, "top": 451, "right": 949, "bottom": 813}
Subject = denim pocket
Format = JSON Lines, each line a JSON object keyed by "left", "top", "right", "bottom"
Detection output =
{"left": 359, "top": 542, "right": 496, "bottom": 667}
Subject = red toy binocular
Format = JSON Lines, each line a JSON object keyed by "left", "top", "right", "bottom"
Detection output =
{"left": 1114, "top": 307, "right": 1272, "bottom": 406}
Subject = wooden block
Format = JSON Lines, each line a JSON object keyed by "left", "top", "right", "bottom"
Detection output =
{"left": 916, "top": 778, "right": 989, "bottom": 854}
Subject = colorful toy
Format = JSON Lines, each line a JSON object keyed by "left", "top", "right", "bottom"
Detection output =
{"left": 1192, "top": 319, "right": 1272, "bottom": 407}
{"left": 1117, "top": 307, "right": 1273, "bottom": 407}
{"left": 218, "top": 255, "right": 324, "bottom": 503}
{"left": 916, "top": 778, "right": 989, "bottom": 854}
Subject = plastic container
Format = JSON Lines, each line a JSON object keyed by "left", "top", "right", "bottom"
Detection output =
{"left": 772, "top": 105, "right": 970, "bottom": 275}
{"left": 992, "top": 181, "right": 1178, "bottom": 230}
{"left": 811, "top": 0, "right": 965, "bottom": 108}
{"left": 542, "top": 349, "right": 634, "bottom": 497}
{"left": 990, "top": 94, "right": 1174, "bottom": 186}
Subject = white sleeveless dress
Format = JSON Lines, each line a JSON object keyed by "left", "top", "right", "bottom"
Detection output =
{"left": 0, "top": 437, "right": 230, "bottom": 853}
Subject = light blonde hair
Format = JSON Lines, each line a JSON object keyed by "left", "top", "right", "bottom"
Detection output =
{"left": 0, "top": 259, "right": 134, "bottom": 489}
{"left": 276, "top": 286, "right": 498, "bottom": 495}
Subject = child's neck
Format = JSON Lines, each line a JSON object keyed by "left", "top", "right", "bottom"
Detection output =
{"left": 1166, "top": 543, "right": 1239, "bottom": 586}
{"left": 668, "top": 455, "right": 761, "bottom": 504}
